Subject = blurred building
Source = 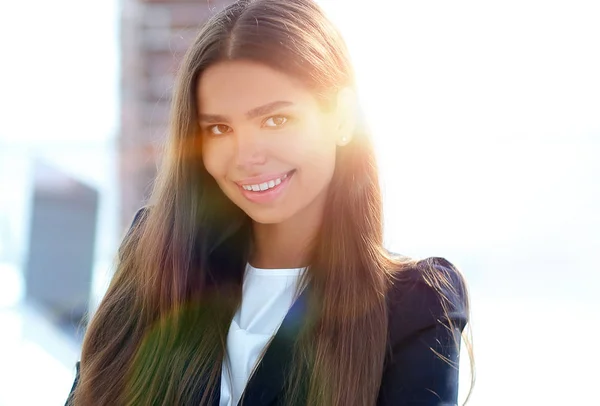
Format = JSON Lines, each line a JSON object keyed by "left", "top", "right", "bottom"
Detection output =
{"left": 120, "top": 0, "right": 233, "bottom": 227}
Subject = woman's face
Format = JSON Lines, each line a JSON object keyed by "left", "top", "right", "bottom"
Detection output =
{"left": 198, "top": 60, "right": 340, "bottom": 225}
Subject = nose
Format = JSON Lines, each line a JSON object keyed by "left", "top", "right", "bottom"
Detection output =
{"left": 234, "top": 130, "right": 267, "bottom": 169}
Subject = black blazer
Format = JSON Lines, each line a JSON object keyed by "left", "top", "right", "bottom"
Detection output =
{"left": 66, "top": 214, "right": 468, "bottom": 406}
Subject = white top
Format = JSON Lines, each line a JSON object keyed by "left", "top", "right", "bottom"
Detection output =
{"left": 219, "top": 263, "right": 306, "bottom": 406}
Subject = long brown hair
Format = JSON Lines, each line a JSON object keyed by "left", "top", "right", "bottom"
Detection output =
{"left": 72, "top": 0, "right": 474, "bottom": 405}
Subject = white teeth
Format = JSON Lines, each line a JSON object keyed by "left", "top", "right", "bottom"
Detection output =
{"left": 242, "top": 172, "right": 291, "bottom": 192}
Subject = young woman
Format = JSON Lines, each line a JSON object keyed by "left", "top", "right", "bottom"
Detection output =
{"left": 66, "top": 0, "right": 473, "bottom": 405}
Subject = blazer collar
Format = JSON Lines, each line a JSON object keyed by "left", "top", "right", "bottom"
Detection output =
{"left": 200, "top": 283, "right": 311, "bottom": 406}
{"left": 237, "top": 284, "right": 310, "bottom": 405}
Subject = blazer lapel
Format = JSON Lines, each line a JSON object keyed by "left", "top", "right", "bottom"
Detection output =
{"left": 237, "top": 285, "right": 311, "bottom": 405}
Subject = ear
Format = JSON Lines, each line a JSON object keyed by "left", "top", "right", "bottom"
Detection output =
{"left": 332, "top": 87, "right": 358, "bottom": 146}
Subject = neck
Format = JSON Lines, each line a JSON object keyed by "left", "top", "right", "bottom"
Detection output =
{"left": 250, "top": 195, "right": 326, "bottom": 270}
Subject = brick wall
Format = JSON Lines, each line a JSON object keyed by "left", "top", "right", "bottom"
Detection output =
{"left": 119, "top": 0, "right": 233, "bottom": 227}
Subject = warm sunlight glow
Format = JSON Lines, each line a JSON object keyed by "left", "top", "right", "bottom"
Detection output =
{"left": 322, "top": 1, "right": 600, "bottom": 405}
{"left": 321, "top": 0, "right": 600, "bottom": 254}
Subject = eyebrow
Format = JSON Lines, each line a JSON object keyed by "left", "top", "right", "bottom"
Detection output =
{"left": 199, "top": 100, "right": 294, "bottom": 123}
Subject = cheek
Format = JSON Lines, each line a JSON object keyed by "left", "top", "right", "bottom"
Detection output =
{"left": 302, "top": 123, "right": 337, "bottom": 171}
{"left": 201, "top": 142, "right": 226, "bottom": 180}
{"left": 293, "top": 131, "right": 337, "bottom": 181}
{"left": 291, "top": 117, "right": 337, "bottom": 158}
{"left": 303, "top": 148, "right": 337, "bottom": 181}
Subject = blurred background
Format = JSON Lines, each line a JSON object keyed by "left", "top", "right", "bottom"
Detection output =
{"left": 0, "top": 0, "right": 598, "bottom": 404}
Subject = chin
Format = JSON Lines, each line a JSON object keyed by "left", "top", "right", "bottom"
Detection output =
{"left": 243, "top": 207, "right": 293, "bottom": 225}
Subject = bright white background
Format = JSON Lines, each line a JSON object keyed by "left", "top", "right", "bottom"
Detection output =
{"left": 0, "top": 0, "right": 121, "bottom": 404}
{"left": 322, "top": 1, "right": 600, "bottom": 404}
{"left": 1, "top": 1, "right": 598, "bottom": 405}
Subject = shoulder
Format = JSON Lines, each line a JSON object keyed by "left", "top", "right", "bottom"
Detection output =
{"left": 117, "top": 206, "right": 150, "bottom": 257}
{"left": 378, "top": 257, "right": 469, "bottom": 403}
{"left": 386, "top": 256, "right": 469, "bottom": 345}
{"left": 130, "top": 206, "right": 150, "bottom": 228}
{"left": 124, "top": 206, "right": 150, "bottom": 237}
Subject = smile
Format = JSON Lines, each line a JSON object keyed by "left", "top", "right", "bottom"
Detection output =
{"left": 241, "top": 172, "right": 291, "bottom": 192}
{"left": 237, "top": 170, "right": 295, "bottom": 204}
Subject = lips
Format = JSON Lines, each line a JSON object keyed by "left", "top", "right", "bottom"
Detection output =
{"left": 240, "top": 170, "right": 294, "bottom": 192}
{"left": 237, "top": 170, "right": 295, "bottom": 203}
{"left": 237, "top": 170, "right": 295, "bottom": 192}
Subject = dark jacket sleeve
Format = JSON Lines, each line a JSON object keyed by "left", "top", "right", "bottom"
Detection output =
{"left": 378, "top": 257, "right": 469, "bottom": 406}
{"left": 64, "top": 207, "right": 148, "bottom": 405}
{"left": 64, "top": 362, "right": 80, "bottom": 406}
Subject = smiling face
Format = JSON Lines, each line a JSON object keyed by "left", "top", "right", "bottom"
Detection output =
{"left": 198, "top": 60, "right": 340, "bottom": 225}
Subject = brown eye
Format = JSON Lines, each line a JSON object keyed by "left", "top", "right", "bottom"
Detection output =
{"left": 264, "top": 115, "right": 288, "bottom": 127}
{"left": 208, "top": 124, "right": 231, "bottom": 135}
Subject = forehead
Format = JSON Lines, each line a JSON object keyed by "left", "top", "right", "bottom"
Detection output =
{"left": 197, "top": 60, "right": 317, "bottom": 114}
